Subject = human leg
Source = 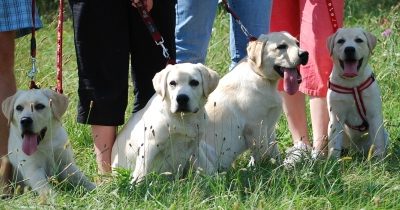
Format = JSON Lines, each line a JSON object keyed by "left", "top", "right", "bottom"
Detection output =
{"left": 271, "top": 0, "right": 307, "bottom": 143}
{"left": 229, "top": 0, "right": 272, "bottom": 68}
{"left": 175, "top": 0, "right": 218, "bottom": 63}
{"left": 299, "top": 0, "right": 344, "bottom": 156}
{"left": 280, "top": 91, "right": 311, "bottom": 145}
{"left": 69, "top": 0, "right": 131, "bottom": 173}
{"left": 0, "top": 31, "right": 16, "bottom": 195}
{"left": 91, "top": 125, "right": 116, "bottom": 174}
{"left": 310, "top": 96, "right": 329, "bottom": 155}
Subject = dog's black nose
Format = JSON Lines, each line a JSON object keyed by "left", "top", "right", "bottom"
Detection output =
{"left": 176, "top": 94, "right": 189, "bottom": 106}
{"left": 344, "top": 47, "right": 356, "bottom": 58}
{"left": 299, "top": 51, "right": 309, "bottom": 65}
{"left": 20, "top": 117, "right": 33, "bottom": 128}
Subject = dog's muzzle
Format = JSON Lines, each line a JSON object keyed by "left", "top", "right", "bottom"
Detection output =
{"left": 340, "top": 47, "right": 363, "bottom": 78}
{"left": 20, "top": 117, "right": 33, "bottom": 131}
{"left": 20, "top": 117, "right": 47, "bottom": 156}
{"left": 176, "top": 94, "right": 191, "bottom": 112}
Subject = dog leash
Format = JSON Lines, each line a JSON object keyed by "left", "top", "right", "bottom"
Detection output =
{"left": 221, "top": 0, "right": 257, "bottom": 42}
{"left": 325, "top": 0, "right": 339, "bottom": 32}
{"left": 55, "top": 0, "right": 64, "bottom": 94}
{"left": 134, "top": 0, "right": 175, "bottom": 65}
{"left": 28, "top": 0, "right": 39, "bottom": 89}
{"left": 28, "top": 0, "right": 64, "bottom": 94}
{"left": 328, "top": 74, "right": 375, "bottom": 132}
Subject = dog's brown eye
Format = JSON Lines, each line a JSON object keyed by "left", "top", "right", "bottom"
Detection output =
{"left": 337, "top": 39, "right": 345, "bottom": 44}
{"left": 35, "top": 103, "right": 45, "bottom": 110}
{"left": 355, "top": 38, "right": 364, "bottom": 43}
{"left": 169, "top": 81, "right": 177, "bottom": 87}
{"left": 277, "top": 44, "right": 288, "bottom": 50}
{"left": 16, "top": 105, "right": 23, "bottom": 111}
{"left": 189, "top": 79, "right": 199, "bottom": 87}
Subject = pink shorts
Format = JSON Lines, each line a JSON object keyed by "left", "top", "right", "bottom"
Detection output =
{"left": 270, "top": 0, "right": 344, "bottom": 97}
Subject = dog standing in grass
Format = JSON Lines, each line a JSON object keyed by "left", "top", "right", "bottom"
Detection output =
{"left": 2, "top": 89, "right": 95, "bottom": 196}
{"left": 327, "top": 28, "right": 389, "bottom": 159}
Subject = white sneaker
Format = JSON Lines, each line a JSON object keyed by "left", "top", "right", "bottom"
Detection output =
{"left": 283, "top": 142, "right": 312, "bottom": 168}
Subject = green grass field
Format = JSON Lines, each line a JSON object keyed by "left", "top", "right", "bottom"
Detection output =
{"left": 3, "top": 0, "right": 400, "bottom": 208}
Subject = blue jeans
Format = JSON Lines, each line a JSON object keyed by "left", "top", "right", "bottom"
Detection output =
{"left": 175, "top": 0, "right": 272, "bottom": 68}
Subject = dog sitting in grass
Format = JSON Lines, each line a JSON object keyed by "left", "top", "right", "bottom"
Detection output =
{"left": 327, "top": 28, "right": 389, "bottom": 159}
{"left": 111, "top": 63, "right": 219, "bottom": 183}
{"left": 195, "top": 32, "right": 309, "bottom": 173}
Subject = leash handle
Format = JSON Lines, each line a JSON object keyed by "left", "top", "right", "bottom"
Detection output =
{"left": 221, "top": 0, "right": 257, "bottom": 41}
{"left": 135, "top": 0, "right": 175, "bottom": 65}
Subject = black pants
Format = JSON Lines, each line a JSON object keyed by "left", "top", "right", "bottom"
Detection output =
{"left": 69, "top": 0, "right": 176, "bottom": 126}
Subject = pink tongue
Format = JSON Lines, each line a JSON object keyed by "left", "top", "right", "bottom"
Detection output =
{"left": 22, "top": 134, "right": 38, "bottom": 156}
{"left": 343, "top": 61, "right": 358, "bottom": 78}
{"left": 283, "top": 68, "right": 300, "bottom": 95}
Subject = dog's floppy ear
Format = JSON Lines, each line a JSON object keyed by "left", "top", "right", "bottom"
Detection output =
{"left": 195, "top": 63, "right": 220, "bottom": 97}
{"left": 153, "top": 65, "right": 172, "bottom": 100}
{"left": 247, "top": 36, "right": 267, "bottom": 68}
{"left": 327, "top": 30, "right": 339, "bottom": 56}
{"left": 42, "top": 89, "right": 69, "bottom": 121}
{"left": 362, "top": 30, "right": 377, "bottom": 53}
{"left": 1, "top": 92, "right": 19, "bottom": 124}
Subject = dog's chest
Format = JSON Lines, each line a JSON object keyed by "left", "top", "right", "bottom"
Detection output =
{"left": 328, "top": 89, "right": 375, "bottom": 127}
{"left": 10, "top": 146, "right": 62, "bottom": 174}
{"left": 147, "top": 118, "right": 202, "bottom": 142}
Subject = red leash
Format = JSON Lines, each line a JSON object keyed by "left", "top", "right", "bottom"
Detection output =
{"left": 135, "top": 0, "right": 175, "bottom": 65}
{"left": 221, "top": 0, "right": 257, "bottom": 41}
{"left": 325, "top": 0, "right": 339, "bottom": 32}
{"left": 55, "top": 0, "right": 64, "bottom": 94}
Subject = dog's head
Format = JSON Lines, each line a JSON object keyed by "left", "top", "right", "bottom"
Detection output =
{"left": 153, "top": 63, "right": 219, "bottom": 114}
{"left": 247, "top": 32, "right": 309, "bottom": 95}
{"left": 1, "top": 89, "right": 69, "bottom": 156}
{"left": 327, "top": 27, "right": 377, "bottom": 79}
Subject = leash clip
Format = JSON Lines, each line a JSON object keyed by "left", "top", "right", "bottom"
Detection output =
{"left": 156, "top": 38, "right": 170, "bottom": 59}
{"left": 237, "top": 20, "right": 254, "bottom": 40}
{"left": 28, "top": 57, "right": 38, "bottom": 80}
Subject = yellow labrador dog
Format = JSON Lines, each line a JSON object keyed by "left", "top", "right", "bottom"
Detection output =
{"left": 327, "top": 28, "right": 389, "bottom": 159}
{"left": 2, "top": 89, "right": 95, "bottom": 196}
{"left": 196, "top": 32, "right": 309, "bottom": 173}
{"left": 111, "top": 63, "right": 219, "bottom": 182}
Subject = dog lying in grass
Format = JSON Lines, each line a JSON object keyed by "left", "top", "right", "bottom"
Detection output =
{"left": 2, "top": 89, "right": 95, "bottom": 197}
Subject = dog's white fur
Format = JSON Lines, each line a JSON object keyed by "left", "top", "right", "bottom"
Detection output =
{"left": 2, "top": 89, "right": 95, "bottom": 196}
{"left": 196, "top": 32, "right": 309, "bottom": 173}
{"left": 327, "top": 28, "right": 389, "bottom": 158}
{"left": 111, "top": 63, "right": 219, "bottom": 182}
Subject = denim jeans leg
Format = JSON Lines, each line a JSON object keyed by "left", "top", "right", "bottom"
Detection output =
{"left": 175, "top": 0, "right": 219, "bottom": 64}
{"left": 229, "top": 0, "right": 272, "bottom": 69}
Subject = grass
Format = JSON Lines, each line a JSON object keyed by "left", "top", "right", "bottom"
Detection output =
{"left": 3, "top": 0, "right": 400, "bottom": 208}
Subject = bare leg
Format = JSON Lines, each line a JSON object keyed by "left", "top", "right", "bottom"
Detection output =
{"left": 91, "top": 125, "right": 116, "bottom": 174}
{"left": 280, "top": 91, "right": 311, "bottom": 146}
{"left": 0, "top": 31, "right": 16, "bottom": 195}
{"left": 309, "top": 96, "right": 329, "bottom": 156}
